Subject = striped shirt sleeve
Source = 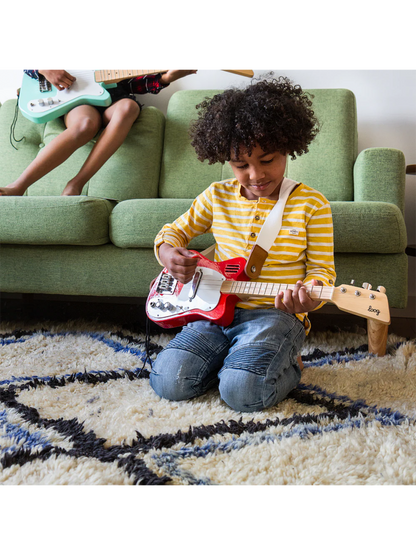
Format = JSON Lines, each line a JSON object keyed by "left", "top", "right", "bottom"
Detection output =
{"left": 154, "top": 187, "right": 214, "bottom": 264}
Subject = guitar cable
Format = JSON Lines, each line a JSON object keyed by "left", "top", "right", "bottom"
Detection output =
{"left": 10, "top": 90, "right": 25, "bottom": 150}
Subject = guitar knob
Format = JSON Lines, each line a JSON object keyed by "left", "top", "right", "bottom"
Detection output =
{"left": 377, "top": 286, "right": 386, "bottom": 294}
{"left": 163, "top": 302, "right": 175, "bottom": 312}
{"left": 38, "top": 99, "right": 45, "bottom": 106}
{"left": 362, "top": 282, "right": 372, "bottom": 290}
{"left": 47, "top": 97, "right": 54, "bottom": 105}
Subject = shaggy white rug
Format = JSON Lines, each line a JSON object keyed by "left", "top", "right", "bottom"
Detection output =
{"left": 1, "top": 320, "right": 415, "bottom": 485}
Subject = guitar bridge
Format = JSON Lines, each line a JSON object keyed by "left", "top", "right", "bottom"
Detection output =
{"left": 157, "top": 272, "right": 177, "bottom": 294}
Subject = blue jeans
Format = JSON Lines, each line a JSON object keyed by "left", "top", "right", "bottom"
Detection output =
{"left": 150, "top": 308, "right": 306, "bottom": 413}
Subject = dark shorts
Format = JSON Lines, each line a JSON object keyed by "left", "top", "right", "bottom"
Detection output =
{"left": 96, "top": 80, "right": 143, "bottom": 115}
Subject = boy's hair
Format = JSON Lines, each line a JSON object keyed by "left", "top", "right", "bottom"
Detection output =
{"left": 190, "top": 76, "right": 319, "bottom": 164}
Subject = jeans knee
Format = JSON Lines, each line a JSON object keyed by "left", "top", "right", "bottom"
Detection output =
{"left": 150, "top": 349, "right": 200, "bottom": 402}
{"left": 219, "top": 369, "right": 265, "bottom": 413}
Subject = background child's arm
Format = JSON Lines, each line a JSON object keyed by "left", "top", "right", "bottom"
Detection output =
{"left": 131, "top": 70, "right": 197, "bottom": 95}
{"left": 159, "top": 70, "right": 197, "bottom": 85}
{"left": 38, "top": 70, "right": 76, "bottom": 90}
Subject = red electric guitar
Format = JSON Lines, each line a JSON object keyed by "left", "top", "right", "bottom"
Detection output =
{"left": 146, "top": 252, "right": 391, "bottom": 329}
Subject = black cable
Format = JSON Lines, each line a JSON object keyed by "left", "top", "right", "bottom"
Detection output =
{"left": 9, "top": 92, "right": 25, "bottom": 150}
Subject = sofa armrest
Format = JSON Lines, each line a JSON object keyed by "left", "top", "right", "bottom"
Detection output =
{"left": 353, "top": 148, "right": 406, "bottom": 213}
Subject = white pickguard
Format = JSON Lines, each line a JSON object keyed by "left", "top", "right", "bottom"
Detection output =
{"left": 148, "top": 267, "right": 225, "bottom": 320}
{"left": 27, "top": 70, "right": 105, "bottom": 114}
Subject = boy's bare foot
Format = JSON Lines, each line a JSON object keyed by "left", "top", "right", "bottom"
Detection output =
{"left": 0, "top": 184, "right": 27, "bottom": 196}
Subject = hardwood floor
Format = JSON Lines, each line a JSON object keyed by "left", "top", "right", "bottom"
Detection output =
{"left": 1, "top": 293, "right": 415, "bottom": 340}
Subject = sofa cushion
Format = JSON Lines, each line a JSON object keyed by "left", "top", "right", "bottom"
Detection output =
{"left": 286, "top": 89, "right": 357, "bottom": 202}
{"left": 0, "top": 100, "right": 165, "bottom": 201}
{"left": 331, "top": 201, "right": 407, "bottom": 253}
{"left": 158, "top": 90, "right": 236, "bottom": 199}
{"left": 110, "top": 199, "right": 406, "bottom": 255}
{"left": 0, "top": 196, "right": 114, "bottom": 245}
{"left": 158, "top": 89, "right": 357, "bottom": 203}
{"left": 0, "top": 99, "right": 45, "bottom": 188}
{"left": 110, "top": 199, "right": 214, "bottom": 250}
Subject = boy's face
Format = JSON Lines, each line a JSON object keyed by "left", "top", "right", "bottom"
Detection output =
{"left": 229, "top": 144, "right": 287, "bottom": 201}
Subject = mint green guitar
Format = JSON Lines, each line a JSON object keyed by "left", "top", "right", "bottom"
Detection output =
{"left": 18, "top": 69, "right": 174, "bottom": 124}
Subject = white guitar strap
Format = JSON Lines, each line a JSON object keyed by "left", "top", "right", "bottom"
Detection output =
{"left": 245, "top": 178, "right": 299, "bottom": 278}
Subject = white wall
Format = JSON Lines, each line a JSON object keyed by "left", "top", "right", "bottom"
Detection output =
{"left": 1, "top": 69, "right": 415, "bottom": 297}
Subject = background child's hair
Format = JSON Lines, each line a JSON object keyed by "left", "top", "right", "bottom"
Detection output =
{"left": 190, "top": 76, "right": 319, "bottom": 164}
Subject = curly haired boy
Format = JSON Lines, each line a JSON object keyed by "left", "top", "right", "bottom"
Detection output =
{"left": 150, "top": 77, "right": 336, "bottom": 413}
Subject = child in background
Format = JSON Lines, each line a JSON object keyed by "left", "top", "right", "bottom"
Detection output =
{"left": 0, "top": 69, "right": 196, "bottom": 196}
{"left": 150, "top": 77, "right": 336, "bottom": 413}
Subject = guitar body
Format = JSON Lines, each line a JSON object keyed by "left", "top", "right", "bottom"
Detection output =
{"left": 146, "top": 253, "right": 249, "bottom": 329}
{"left": 19, "top": 71, "right": 113, "bottom": 124}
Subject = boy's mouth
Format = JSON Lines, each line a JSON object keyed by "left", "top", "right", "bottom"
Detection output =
{"left": 250, "top": 181, "right": 270, "bottom": 190}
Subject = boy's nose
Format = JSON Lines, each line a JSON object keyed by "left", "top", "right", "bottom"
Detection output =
{"left": 249, "top": 166, "right": 265, "bottom": 181}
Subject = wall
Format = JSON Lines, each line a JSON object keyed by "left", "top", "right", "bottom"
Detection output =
{"left": 1, "top": 69, "right": 415, "bottom": 299}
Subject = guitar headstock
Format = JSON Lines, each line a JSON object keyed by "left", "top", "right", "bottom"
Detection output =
{"left": 331, "top": 283, "right": 391, "bottom": 324}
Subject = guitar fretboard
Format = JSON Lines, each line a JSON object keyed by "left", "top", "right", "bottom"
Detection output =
{"left": 95, "top": 70, "right": 166, "bottom": 84}
{"left": 221, "top": 280, "right": 334, "bottom": 300}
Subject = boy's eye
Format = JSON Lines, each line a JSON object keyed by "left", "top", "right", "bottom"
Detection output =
{"left": 262, "top": 158, "right": 274, "bottom": 164}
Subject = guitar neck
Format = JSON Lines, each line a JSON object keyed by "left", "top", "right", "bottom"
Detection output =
{"left": 221, "top": 280, "right": 334, "bottom": 301}
{"left": 95, "top": 67, "right": 168, "bottom": 85}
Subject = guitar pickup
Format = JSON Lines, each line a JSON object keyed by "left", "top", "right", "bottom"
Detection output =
{"left": 39, "top": 77, "right": 52, "bottom": 93}
{"left": 189, "top": 269, "right": 202, "bottom": 301}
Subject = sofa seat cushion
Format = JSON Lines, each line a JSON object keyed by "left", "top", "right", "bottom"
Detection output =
{"left": 0, "top": 196, "right": 114, "bottom": 245}
{"left": 111, "top": 199, "right": 406, "bottom": 255}
{"left": 110, "top": 199, "right": 214, "bottom": 250}
{"left": 331, "top": 201, "right": 407, "bottom": 253}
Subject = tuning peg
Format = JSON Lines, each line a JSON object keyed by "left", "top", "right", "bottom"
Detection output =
{"left": 350, "top": 279, "right": 355, "bottom": 285}
{"left": 362, "top": 282, "right": 372, "bottom": 290}
{"left": 377, "top": 286, "right": 386, "bottom": 294}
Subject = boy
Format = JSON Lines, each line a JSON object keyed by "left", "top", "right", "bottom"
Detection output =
{"left": 0, "top": 69, "right": 196, "bottom": 196}
{"left": 150, "top": 77, "right": 336, "bottom": 413}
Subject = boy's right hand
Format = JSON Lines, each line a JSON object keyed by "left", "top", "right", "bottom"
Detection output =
{"left": 158, "top": 244, "right": 199, "bottom": 284}
{"left": 38, "top": 70, "right": 76, "bottom": 90}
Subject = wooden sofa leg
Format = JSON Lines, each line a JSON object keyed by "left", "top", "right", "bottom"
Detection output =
{"left": 297, "top": 355, "right": 304, "bottom": 371}
{"left": 367, "top": 318, "right": 389, "bottom": 356}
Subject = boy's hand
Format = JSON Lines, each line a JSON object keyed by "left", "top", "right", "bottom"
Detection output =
{"left": 160, "top": 70, "right": 197, "bottom": 85}
{"left": 38, "top": 70, "right": 76, "bottom": 90}
{"left": 275, "top": 279, "right": 323, "bottom": 314}
{"left": 158, "top": 243, "right": 199, "bottom": 284}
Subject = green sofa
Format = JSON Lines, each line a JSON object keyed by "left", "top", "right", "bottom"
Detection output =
{"left": 0, "top": 89, "right": 408, "bottom": 324}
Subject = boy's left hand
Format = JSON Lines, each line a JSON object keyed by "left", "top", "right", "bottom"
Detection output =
{"left": 160, "top": 70, "right": 197, "bottom": 85}
{"left": 275, "top": 279, "right": 323, "bottom": 314}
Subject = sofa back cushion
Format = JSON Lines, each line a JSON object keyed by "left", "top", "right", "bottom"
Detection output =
{"left": 0, "top": 100, "right": 44, "bottom": 188}
{"left": 0, "top": 100, "right": 165, "bottom": 201}
{"left": 159, "top": 88, "right": 357, "bottom": 201}
{"left": 286, "top": 89, "right": 357, "bottom": 201}
{"left": 159, "top": 90, "right": 235, "bottom": 199}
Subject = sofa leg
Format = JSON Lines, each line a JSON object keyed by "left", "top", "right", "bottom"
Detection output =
{"left": 297, "top": 355, "right": 304, "bottom": 371}
{"left": 367, "top": 318, "right": 389, "bottom": 356}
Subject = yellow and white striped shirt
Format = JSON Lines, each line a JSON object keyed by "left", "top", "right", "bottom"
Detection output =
{"left": 155, "top": 179, "right": 336, "bottom": 334}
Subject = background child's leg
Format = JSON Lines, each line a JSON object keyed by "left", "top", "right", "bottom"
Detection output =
{"left": 0, "top": 106, "right": 102, "bottom": 196}
{"left": 62, "top": 99, "right": 140, "bottom": 196}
